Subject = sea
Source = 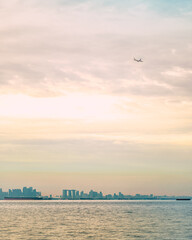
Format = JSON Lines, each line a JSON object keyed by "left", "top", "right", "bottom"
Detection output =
{"left": 0, "top": 200, "right": 191, "bottom": 240}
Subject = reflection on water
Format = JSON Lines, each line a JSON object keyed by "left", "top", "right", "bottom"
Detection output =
{"left": 0, "top": 200, "right": 191, "bottom": 240}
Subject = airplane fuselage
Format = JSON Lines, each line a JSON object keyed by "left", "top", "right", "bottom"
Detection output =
{"left": 134, "top": 58, "right": 143, "bottom": 62}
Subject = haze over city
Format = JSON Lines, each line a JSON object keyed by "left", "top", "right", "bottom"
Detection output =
{"left": 0, "top": 0, "right": 192, "bottom": 196}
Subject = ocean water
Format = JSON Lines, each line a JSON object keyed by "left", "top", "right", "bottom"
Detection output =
{"left": 0, "top": 200, "right": 191, "bottom": 240}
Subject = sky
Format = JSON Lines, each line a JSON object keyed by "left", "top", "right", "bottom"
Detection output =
{"left": 0, "top": 0, "right": 192, "bottom": 196}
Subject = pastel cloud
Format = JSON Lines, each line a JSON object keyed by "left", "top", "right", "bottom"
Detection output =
{"left": 0, "top": 0, "right": 191, "bottom": 98}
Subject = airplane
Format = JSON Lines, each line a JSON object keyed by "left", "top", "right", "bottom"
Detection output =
{"left": 134, "top": 58, "right": 143, "bottom": 62}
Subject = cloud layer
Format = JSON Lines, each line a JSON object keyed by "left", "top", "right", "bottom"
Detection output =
{"left": 0, "top": 0, "right": 192, "bottom": 98}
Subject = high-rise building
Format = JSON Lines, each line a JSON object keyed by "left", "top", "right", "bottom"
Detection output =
{"left": 8, "top": 189, "right": 22, "bottom": 197}
{"left": 119, "top": 192, "right": 124, "bottom": 199}
{"left": 99, "top": 192, "right": 103, "bottom": 199}
{"left": 22, "top": 187, "right": 41, "bottom": 197}
{"left": 80, "top": 191, "right": 84, "bottom": 198}
{"left": 68, "top": 190, "right": 72, "bottom": 199}
{"left": 72, "top": 190, "right": 76, "bottom": 199}
{"left": 62, "top": 190, "right": 68, "bottom": 199}
{"left": 0, "top": 189, "right": 8, "bottom": 200}
{"left": 76, "top": 191, "right": 80, "bottom": 199}
{"left": 89, "top": 190, "right": 98, "bottom": 199}
{"left": 113, "top": 193, "right": 118, "bottom": 199}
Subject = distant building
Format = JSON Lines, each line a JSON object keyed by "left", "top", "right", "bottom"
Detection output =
{"left": 76, "top": 191, "right": 80, "bottom": 199}
{"left": 72, "top": 190, "right": 76, "bottom": 199}
{"left": 119, "top": 192, "right": 124, "bottom": 199}
{"left": 6, "top": 187, "right": 41, "bottom": 198}
{"left": 99, "top": 192, "right": 103, "bottom": 199}
{"left": 9, "top": 189, "right": 22, "bottom": 197}
{"left": 22, "top": 187, "right": 41, "bottom": 197}
{"left": 68, "top": 190, "right": 72, "bottom": 199}
{"left": 0, "top": 188, "right": 8, "bottom": 200}
{"left": 106, "top": 194, "right": 113, "bottom": 200}
{"left": 80, "top": 191, "right": 84, "bottom": 198}
{"left": 113, "top": 193, "right": 118, "bottom": 199}
{"left": 62, "top": 190, "right": 68, "bottom": 199}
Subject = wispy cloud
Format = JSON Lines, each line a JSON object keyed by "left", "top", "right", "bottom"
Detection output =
{"left": 0, "top": 0, "right": 191, "bottom": 98}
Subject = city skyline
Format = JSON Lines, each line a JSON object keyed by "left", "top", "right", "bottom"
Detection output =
{"left": 0, "top": 0, "right": 192, "bottom": 195}
{"left": 1, "top": 186, "right": 191, "bottom": 200}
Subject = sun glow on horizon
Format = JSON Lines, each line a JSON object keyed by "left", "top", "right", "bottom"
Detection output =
{"left": 0, "top": 93, "right": 124, "bottom": 120}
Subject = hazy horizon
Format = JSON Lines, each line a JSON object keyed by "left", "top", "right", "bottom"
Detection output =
{"left": 0, "top": 0, "right": 192, "bottom": 196}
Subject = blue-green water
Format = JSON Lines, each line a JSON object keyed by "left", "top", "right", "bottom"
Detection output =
{"left": 0, "top": 200, "right": 191, "bottom": 240}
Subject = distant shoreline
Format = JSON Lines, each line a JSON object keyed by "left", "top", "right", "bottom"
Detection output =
{"left": 1, "top": 198, "right": 191, "bottom": 201}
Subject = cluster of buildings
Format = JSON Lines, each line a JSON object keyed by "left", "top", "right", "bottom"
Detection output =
{"left": 62, "top": 189, "right": 156, "bottom": 200}
{"left": 62, "top": 189, "right": 104, "bottom": 199}
{"left": 0, "top": 187, "right": 156, "bottom": 200}
{"left": 0, "top": 187, "right": 41, "bottom": 200}
{"left": 0, "top": 187, "right": 191, "bottom": 200}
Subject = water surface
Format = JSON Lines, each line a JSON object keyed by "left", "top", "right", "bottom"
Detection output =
{"left": 0, "top": 200, "right": 191, "bottom": 239}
